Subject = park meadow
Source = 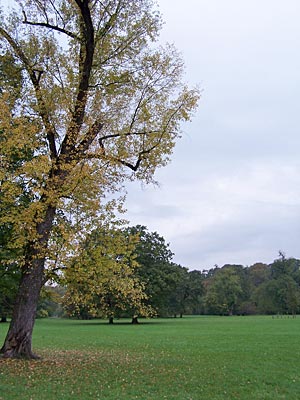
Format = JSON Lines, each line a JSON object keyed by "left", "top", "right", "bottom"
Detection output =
{"left": 1, "top": 315, "right": 300, "bottom": 399}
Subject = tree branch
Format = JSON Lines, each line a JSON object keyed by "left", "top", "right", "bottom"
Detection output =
{"left": 98, "top": 130, "right": 161, "bottom": 144}
{"left": 76, "top": 120, "right": 104, "bottom": 156}
{"left": 22, "top": 11, "right": 80, "bottom": 40}
{"left": 85, "top": 134, "right": 163, "bottom": 172}
{"left": 112, "top": 141, "right": 162, "bottom": 172}
{"left": 60, "top": 1, "right": 95, "bottom": 157}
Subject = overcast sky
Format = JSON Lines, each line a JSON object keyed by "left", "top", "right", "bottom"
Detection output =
{"left": 125, "top": 0, "right": 300, "bottom": 270}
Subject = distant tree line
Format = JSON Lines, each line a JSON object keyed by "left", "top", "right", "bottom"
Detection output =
{"left": 1, "top": 226, "right": 300, "bottom": 322}
{"left": 202, "top": 254, "right": 300, "bottom": 316}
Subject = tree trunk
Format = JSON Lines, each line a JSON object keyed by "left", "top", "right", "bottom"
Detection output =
{"left": 108, "top": 316, "right": 114, "bottom": 324}
{"left": 131, "top": 316, "right": 139, "bottom": 324}
{"left": 0, "top": 205, "right": 55, "bottom": 359}
{"left": 0, "top": 316, "right": 7, "bottom": 323}
{"left": 0, "top": 262, "right": 44, "bottom": 358}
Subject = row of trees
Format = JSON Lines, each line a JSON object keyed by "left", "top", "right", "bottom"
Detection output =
{"left": 61, "top": 226, "right": 300, "bottom": 319}
{"left": 202, "top": 255, "right": 300, "bottom": 316}
{"left": 64, "top": 243, "right": 300, "bottom": 319}
{"left": 3, "top": 224, "right": 299, "bottom": 324}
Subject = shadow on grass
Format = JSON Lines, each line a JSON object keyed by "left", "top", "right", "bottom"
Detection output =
{"left": 64, "top": 318, "right": 176, "bottom": 327}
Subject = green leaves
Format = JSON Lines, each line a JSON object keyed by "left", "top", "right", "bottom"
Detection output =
{"left": 64, "top": 226, "right": 154, "bottom": 320}
{"left": 204, "top": 267, "right": 244, "bottom": 315}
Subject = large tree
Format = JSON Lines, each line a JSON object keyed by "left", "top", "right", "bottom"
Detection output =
{"left": 0, "top": 0, "right": 199, "bottom": 358}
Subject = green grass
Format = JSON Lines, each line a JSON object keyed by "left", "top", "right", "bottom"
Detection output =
{"left": 1, "top": 316, "right": 300, "bottom": 399}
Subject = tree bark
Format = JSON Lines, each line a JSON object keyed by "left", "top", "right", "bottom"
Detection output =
{"left": 0, "top": 205, "right": 55, "bottom": 359}
{"left": 0, "top": 262, "right": 43, "bottom": 358}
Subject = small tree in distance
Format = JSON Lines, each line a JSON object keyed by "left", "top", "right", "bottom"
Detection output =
{"left": 63, "top": 227, "right": 155, "bottom": 323}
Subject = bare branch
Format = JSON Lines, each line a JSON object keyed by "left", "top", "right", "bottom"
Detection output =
{"left": 128, "top": 84, "right": 150, "bottom": 132}
{"left": 98, "top": 130, "right": 163, "bottom": 145}
{"left": 117, "top": 157, "right": 142, "bottom": 172}
{"left": 111, "top": 140, "right": 162, "bottom": 172}
{"left": 22, "top": 11, "right": 80, "bottom": 40}
{"left": 87, "top": 133, "right": 164, "bottom": 172}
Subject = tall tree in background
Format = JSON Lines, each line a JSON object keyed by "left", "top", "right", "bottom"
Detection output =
{"left": 204, "top": 266, "right": 243, "bottom": 315}
{"left": 254, "top": 255, "right": 300, "bottom": 315}
{"left": 171, "top": 269, "right": 204, "bottom": 316}
{"left": 127, "top": 225, "right": 179, "bottom": 316}
{"left": 0, "top": 0, "right": 199, "bottom": 358}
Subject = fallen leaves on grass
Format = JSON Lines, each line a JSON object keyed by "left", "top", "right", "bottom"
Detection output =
{"left": 0, "top": 349, "right": 146, "bottom": 399}
{"left": 1, "top": 348, "right": 138, "bottom": 392}
{"left": 0, "top": 348, "right": 137, "bottom": 376}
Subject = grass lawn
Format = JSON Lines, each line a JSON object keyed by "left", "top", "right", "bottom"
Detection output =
{"left": 1, "top": 316, "right": 300, "bottom": 399}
